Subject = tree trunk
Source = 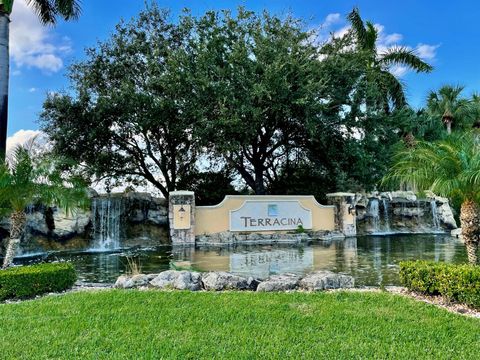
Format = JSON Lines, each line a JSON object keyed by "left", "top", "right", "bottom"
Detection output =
{"left": 460, "top": 199, "right": 480, "bottom": 265}
{"left": 465, "top": 242, "right": 478, "bottom": 265}
{"left": 2, "top": 210, "right": 26, "bottom": 269}
{"left": 0, "top": 12, "right": 9, "bottom": 157}
{"left": 254, "top": 166, "right": 266, "bottom": 195}
{"left": 445, "top": 120, "right": 452, "bottom": 135}
{"left": 403, "top": 132, "right": 416, "bottom": 148}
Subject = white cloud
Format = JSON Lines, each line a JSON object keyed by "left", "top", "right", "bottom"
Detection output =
{"left": 416, "top": 43, "right": 439, "bottom": 60}
{"left": 317, "top": 16, "right": 439, "bottom": 78}
{"left": 6, "top": 129, "right": 43, "bottom": 153}
{"left": 324, "top": 13, "right": 341, "bottom": 27}
{"left": 390, "top": 65, "right": 408, "bottom": 77}
{"left": 333, "top": 26, "right": 350, "bottom": 39}
{"left": 383, "top": 33, "right": 403, "bottom": 45}
{"left": 28, "top": 87, "right": 37, "bottom": 93}
{"left": 10, "top": 1, "right": 72, "bottom": 73}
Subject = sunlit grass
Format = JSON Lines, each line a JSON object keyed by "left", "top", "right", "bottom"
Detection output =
{"left": 0, "top": 290, "right": 478, "bottom": 359}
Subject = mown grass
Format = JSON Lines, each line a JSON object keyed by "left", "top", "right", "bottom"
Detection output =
{"left": 0, "top": 290, "right": 479, "bottom": 359}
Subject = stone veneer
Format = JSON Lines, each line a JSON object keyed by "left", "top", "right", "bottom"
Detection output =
{"left": 168, "top": 191, "right": 195, "bottom": 245}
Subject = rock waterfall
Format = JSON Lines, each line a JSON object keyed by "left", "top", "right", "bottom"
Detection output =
{"left": 91, "top": 197, "right": 125, "bottom": 250}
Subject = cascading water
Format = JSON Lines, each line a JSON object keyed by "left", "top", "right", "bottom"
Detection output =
{"left": 382, "top": 199, "right": 391, "bottom": 232}
{"left": 91, "top": 197, "right": 125, "bottom": 250}
{"left": 368, "top": 199, "right": 380, "bottom": 233}
{"left": 430, "top": 200, "right": 441, "bottom": 230}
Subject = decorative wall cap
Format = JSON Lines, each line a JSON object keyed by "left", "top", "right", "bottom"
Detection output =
{"left": 197, "top": 195, "right": 334, "bottom": 209}
{"left": 169, "top": 191, "right": 195, "bottom": 196}
{"left": 326, "top": 192, "right": 356, "bottom": 197}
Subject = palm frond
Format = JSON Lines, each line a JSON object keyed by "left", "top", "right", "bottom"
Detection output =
{"left": 426, "top": 85, "right": 475, "bottom": 129}
{"left": 382, "top": 131, "right": 480, "bottom": 200}
{"left": 53, "top": 0, "right": 81, "bottom": 20}
{"left": 25, "top": 0, "right": 81, "bottom": 25}
{"left": 0, "top": 139, "right": 89, "bottom": 215}
{"left": 380, "top": 70, "right": 406, "bottom": 109}
{"left": 379, "top": 46, "right": 433, "bottom": 73}
{"left": 364, "top": 21, "right": 377, "bottom": 52}
{"left": 25, "top": 0, "right": 56, "bottom": 24}
{"left": 346, "top": 7, "right": 367, "bottom": 48}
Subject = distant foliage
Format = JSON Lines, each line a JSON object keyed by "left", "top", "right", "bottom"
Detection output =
{"left": 177, "top": 171, "right": 238, "bottom": 206}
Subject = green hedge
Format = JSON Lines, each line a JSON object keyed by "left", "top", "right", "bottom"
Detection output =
{"left": 400, "top": 261, "right": 480, "bottom": 309}
{"left": 0, "top": 262, "right": 77, "bottom": 301}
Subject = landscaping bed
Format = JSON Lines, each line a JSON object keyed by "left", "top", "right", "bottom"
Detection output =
{"left": 0, "top": 290, "right": 479, "bottom": 359}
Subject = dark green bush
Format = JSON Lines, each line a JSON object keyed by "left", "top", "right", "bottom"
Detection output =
{"left": 400, "top": 261, "right": 480, "bottom": 309}
{"left": 0, "top": 262, "right": 76, "bottom": 301}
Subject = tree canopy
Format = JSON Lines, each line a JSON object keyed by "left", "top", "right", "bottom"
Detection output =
{"left": 40, "top": 4, "right": 437, "bottom": 201}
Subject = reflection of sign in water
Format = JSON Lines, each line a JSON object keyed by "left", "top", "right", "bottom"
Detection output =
{"left": 230, "top": 247, "right": 314, "bottom": 279}
{"left": 230, "top": 200, "right": 312, "bottom": 232}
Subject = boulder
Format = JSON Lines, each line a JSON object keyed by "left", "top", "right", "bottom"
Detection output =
{"left": 26, "top": 212, "right": 49, "bottom": 234}
{"left": 299, "top": 271, "right": 354, "bottom": 291}
{"left": 52, "top": 208, "right": 91, "bottom": 238}
{"left": 393, "top": 207, "right": 424, "bottom": 217}
{"left": 125, "top": 192, "right": 153, "bottom": 203}
{"left": 451, "top": 228, "right": 462, "bottom": 238}
{"left": 389, "top": 191, "right": 417, "bottom": 202}
{"left": 150, "top": 270, "right": 202, "bottom": 291}
{"left": 246, "top": 277, "right": 261, "bottom": 291}
{"left": 256, "top": 274, "right": 300, "bottom": 292}
{"left": 0, "top": 216, "right": 9, "bottom": 232}
{"left": 146, "top": 210, "right": 168, "bottom": 225}
{"left": 437, "top": 202, "right": 457, "bottom": 229}
{"left": 87, "top": 188, "right": 99, "bottom": 198}
{"left": 201, "top": 271, "right": 249, "bottom": 291}
{"left": 115, "top": 274, "right": 151, "bottom": 289}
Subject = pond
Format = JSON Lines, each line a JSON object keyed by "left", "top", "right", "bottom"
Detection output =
{"left": 14, "top": 234, "right": 467, "bottom": 287}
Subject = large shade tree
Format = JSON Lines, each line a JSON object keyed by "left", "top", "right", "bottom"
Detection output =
{"left": 41, "top": 5, "right": 200, "bottom": 198}
{"left": 345, "top": 8, "right": 432, "bottom": 112}
{"left": 427, "top": 85, "right": 473, "bottom": 134}
{"left": 0, "top": 0, "right": 81, "bottom": 156}
{"left": 383, "top": 132, "right": 480, "bottom": 264}
{"left": 190, "top": 9, "right": 325, "bottom": 195}
{"left": 0, "top": 141, "right": 89, "bottom": 268}
{"left": 41, "top": 6, "right": 327, "bottom": 196}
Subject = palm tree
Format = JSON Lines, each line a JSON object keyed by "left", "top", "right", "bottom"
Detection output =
{"left": 383, "top": 131, "right": 480, "bottom": 264}
{"left": 346, "top": 8, "right": 432, "bottom": 112}
{"left": 469, "top": 93, "right": 480, "bottom": 129}
{"left": 0, "top": 141, "right": 88, "bottom": 268}
{"left": 0, "top": 0, "right": 81, "bottom": 156}
{"left": 426, "top": 85, "right": 473, "bottom": 134}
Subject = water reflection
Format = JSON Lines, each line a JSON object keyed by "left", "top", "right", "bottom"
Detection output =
{"left": 15, "top": 235, "right": 467, "bottom": 286}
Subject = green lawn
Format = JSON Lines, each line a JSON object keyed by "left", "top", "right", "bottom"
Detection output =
{"left": 0, "top": 290, "right": 478, "bottom": 359}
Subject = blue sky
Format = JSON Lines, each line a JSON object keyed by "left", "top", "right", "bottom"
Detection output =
{"left": 7, "top": 0, "right": 480, "bottom": 146}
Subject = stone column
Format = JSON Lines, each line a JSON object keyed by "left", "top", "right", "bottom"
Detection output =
{"left": 326, "top": 192, "right": 357, "bottom": 237}
{"left": 168, "top": 191, "right": 195, "bottom": 245}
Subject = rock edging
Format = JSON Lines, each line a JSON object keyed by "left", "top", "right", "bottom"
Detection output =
{"left": 115, "top": 270, "right": 354, "bottom": 292}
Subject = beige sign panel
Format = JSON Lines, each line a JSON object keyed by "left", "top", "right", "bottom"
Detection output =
{"left": 230, "top": 200, "right": 312, "bottom": 232}
{"left": 173, "top": 204, "right": 191, "bottom": 230}
{"left": 195, "top": 195, "right": 335, "bottom": 235}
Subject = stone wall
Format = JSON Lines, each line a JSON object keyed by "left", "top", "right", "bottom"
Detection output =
{"left": 195, "top": 230, "right": 345, "bottom": 245}
{"left": 356, "top": 191, "right": 457, "bottom": 235}
{"left": 0, "top": 191, "right": 169, "bottom": 255}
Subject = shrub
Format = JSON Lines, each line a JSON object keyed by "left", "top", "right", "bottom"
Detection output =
{"left": 400, "top": 261, "right": 480, "bottom": 309}
{"left": 0, "top": 262, "right": 77, "bottom": 301}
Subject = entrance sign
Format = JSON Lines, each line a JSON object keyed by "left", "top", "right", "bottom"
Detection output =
{"left": 230, "top": 200, "right": 312, "bottom": 232}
